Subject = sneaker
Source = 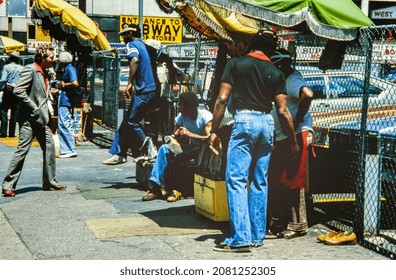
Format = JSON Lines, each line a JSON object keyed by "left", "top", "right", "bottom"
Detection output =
{"left": 140, "top": 137, "right": 150, "bottom": 151}
{"left": 164, "top": 135, "right": 183, "bottom": 155}
{"left": 102, "top": 154, "right": 127, "bottom": 165}
{"left": 213, "top": 244, "right": 251, "bottom": 253}
{"left": 59, "top": 152, "right": 77, "bottom": 158}
{"left": 146, "top": 138, "right": 158, "bottom": 159}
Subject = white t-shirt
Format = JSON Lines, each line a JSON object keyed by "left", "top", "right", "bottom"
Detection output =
{"left": 272, "top": 70, "right": 313, "bottom": 141}
{"left": 175, "top": 109, "right": 212, "bottom": 147}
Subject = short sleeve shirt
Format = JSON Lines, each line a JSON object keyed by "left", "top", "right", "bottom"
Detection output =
{"left": 272, "top": 70, "right": 313, "bottom": 141}
{"left": 0, "top": 62, "right": 23, "bottom": 88}
{"left": 175, "top": 109, "right": 212, "bottom": 147}
{"left": 221, "top": 56, "right": 286, "bottom": 113}
{"left": 59, "top": 63, "right": 78, "bottom": 108}
{"left": 126, "top": 39, "right": 156, "bottom": 94}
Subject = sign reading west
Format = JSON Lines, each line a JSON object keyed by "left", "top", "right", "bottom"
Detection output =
{"left": 120, "top": 16, "right": 183, "bottom": 44}
{"left": 371, "top": 6, "right": 396, "bottom": 19}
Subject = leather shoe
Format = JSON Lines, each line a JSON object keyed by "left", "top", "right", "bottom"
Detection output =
{"left": 324, "top": 231, "right": 356, "bottom": 245}
{"left": 142, "top": 191, "right": 161, "bottom": 201}
{"left": 42, "top": 185, "right": 66, "bottom": 191}
{"left": 2, "top": 189, "right": 16, "bottom": 197}
{"left": 317, "top": 230, "right": 339, "bottom": 243}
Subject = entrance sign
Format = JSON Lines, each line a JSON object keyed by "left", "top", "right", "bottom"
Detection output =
{"left": 120, "top": 15, "right": 183, "bottom": 44}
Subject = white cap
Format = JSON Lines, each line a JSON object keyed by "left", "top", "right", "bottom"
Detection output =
{"left": 10, "top": 51, "right": 20, "bottom": 58}
{"left": 145, "top": 39, "right": 161, "bottom": 50}
{"left": 59, "top": 51, "right": 73, "bottom": 63}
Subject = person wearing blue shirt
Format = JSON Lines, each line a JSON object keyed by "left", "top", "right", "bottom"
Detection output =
{"left": 57, "top": 51, "right": 78, "bottom": 158}
{"left": 142, "top": 91, "right": 212, "bottom": 202}
{"left": 103, "top": 24, "right": 158, "bottom": 165}
{"left": 0, "top": 51, "right": 23, "bottom": 138}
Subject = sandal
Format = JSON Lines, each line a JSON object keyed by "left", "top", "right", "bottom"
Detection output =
{"left": 166, "top": 190, "right": 182, "bottom": 202}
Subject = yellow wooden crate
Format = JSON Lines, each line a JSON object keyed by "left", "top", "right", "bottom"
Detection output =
{"left": 193, "top": 174, "right": 230, "bottom": 222}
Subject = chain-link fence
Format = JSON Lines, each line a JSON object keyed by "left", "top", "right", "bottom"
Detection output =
{"left": 90, "top": 50, "right": 123, "bottom": 147}
{"left": 279, "top": 26, "right": 396, "bottom": 259}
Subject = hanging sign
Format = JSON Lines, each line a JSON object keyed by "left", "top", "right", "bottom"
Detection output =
{"left": 371, "top": 6, "right": 396, "bottom": 19}
{"left": 120, "top": 15, "right": 183, "bottom": 44}
{"left": 64, "top": 0, "right": 79, "bottom": 8}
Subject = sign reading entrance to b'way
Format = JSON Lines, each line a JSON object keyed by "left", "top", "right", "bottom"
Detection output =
{"left": 120, "top": 16, "right": 183, "bottom": 44}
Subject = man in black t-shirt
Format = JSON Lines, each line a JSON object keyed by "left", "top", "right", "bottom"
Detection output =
{"left": 209, "top": 28, "right": 299, "bottom": 253}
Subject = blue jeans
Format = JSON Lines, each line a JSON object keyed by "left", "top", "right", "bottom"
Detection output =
{"left": 224, "top": 111, "right": 274, "bottom": 247}
{"left": 109, "top": 91, "right": 157, "bottom": 157}
{"left": 58, "top": 106, "right": 76, "bottom": 154}
{"left": 149, "top": 144, "right": 170, "bottom": 188}
{"left": 149, "top": 142, "right": 196, "bottom": 189}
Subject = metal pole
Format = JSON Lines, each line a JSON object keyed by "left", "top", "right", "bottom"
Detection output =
{"left": 194, "top": 36, "right": 202, "bottom": 92}
{"left": 139, "top": 0, "right": 143, "bottom": 38}
{"left": 8, "top": 17, "right": 12, "bottom": 38}
{"left": 355, "top": 29, "right": 373, "bottom": 241}
{"left": 361, "top": 0, "right": 369, "bottom": 16}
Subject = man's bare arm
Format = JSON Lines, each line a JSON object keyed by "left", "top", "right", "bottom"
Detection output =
{"left": 274, "top": 93, "right": 299, "bottom": 155}
{"left": 126, "top": 57, "right": 139, "bottom": 98}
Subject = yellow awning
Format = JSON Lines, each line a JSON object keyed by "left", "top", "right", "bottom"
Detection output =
{"left": 0, "top": 36, "right": 26, "bottom": 54}
{"left": 33, "top": 0, "right": 111, "bottom": 51}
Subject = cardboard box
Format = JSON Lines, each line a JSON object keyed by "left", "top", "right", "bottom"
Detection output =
{"left": 194, "top": 174, "right": 229, "bottom": 221}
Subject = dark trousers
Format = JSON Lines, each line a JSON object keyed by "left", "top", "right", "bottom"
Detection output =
{"left": 109, "top": 91, "right": 158, "bottom": 158}
{"left": 2, "top": 120, "right": 58, "bottom": 191}
{"left": 0, "top": 87, "right": 18, "bottom": 137}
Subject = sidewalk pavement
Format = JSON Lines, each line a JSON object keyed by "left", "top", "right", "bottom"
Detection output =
{"left": 0, "top": 139, "right": 389, "bottom": 260}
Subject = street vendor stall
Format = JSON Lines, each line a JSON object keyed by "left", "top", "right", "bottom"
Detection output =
{"left": 155, "top": 0, "right": 396, "bottom": 260}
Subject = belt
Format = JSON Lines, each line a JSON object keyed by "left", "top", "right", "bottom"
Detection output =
{"left": 236, "top": 109, "right": 270, "bottom": 114}
{"left": 5, "top": 85, "right": 14, "bottom": 89}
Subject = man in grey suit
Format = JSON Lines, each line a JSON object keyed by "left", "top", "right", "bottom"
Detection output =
{"left": 1, "top": 45, "right": 66, "bottom": 197}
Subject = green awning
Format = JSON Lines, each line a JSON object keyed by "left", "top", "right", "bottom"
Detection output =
{"left": 205, "top": 0, "right": 374, "bottom": 40}
{"left": 157, "top": 0, "right": 374, "bottom": 41}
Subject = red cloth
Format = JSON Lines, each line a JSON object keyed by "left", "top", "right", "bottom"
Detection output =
{"left": 34, "top": 62, "right": 48, "bottom": 91}
{"left": 280, "top": 130, "right": 309, "bottom": 189}
{"left": 246, "top": 52, "right": 271, "bottom": 62}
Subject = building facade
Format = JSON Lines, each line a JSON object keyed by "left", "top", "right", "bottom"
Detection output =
{"left": 0, "top": 0, "right": 181, "bottom": 50}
